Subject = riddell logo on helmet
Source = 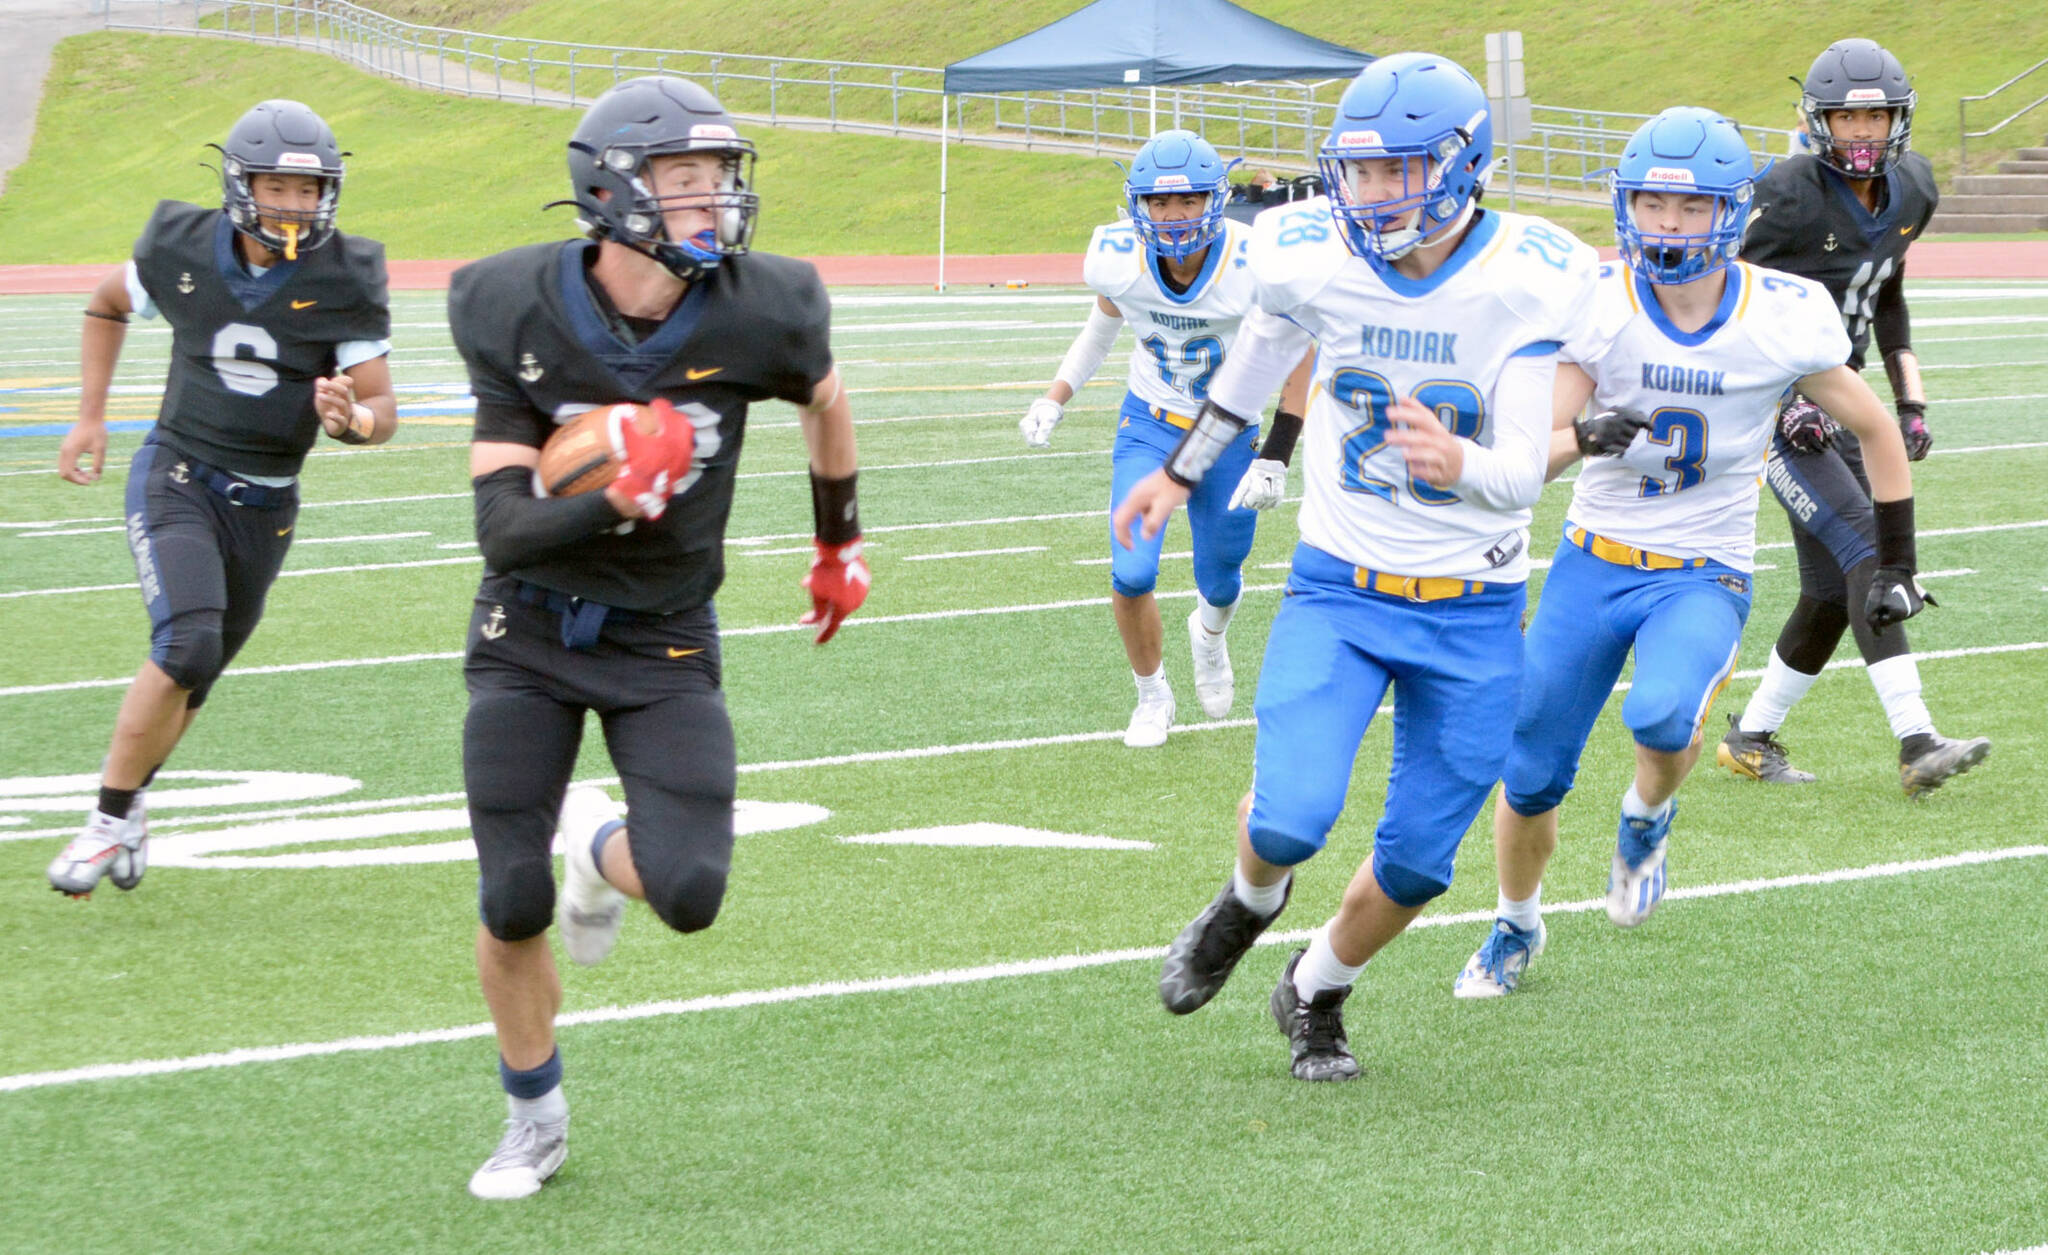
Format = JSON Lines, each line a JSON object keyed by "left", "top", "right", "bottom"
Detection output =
{"left": 275, "top": 152, "right": 323, "bottom": 169}
{"left": 1843, "top": 88, "right": 1889, "bottom": 102}
{"left": 1336, "top": 130, "right": 1384, "bottom": 148}
{"left": 1643, "top": 167, "right": 1698, "bottom": 184}
{"left": 690, "top": 124, "right": 738, "bottom": 139}
{"left": 1149, "top": 174, "right": 1192, "bottom": 188}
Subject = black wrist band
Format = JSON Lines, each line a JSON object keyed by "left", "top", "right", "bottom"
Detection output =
{"left": 1895, "top": 400, "right": 1926, "bottom": 419}
{"left": 811, "top": 470, "right": 860, "bottom": 544}
{"left": 1260, "top": 409, "right": 1304, "bottom": 466}
{"left": 84, "top": 309, "right": 129, "bottom": 324}
{"left": 1874, "top": 496, "right": 1915, "bottom": 570}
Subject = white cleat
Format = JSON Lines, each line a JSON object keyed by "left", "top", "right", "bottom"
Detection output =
{"left": 557, "top": 785, "right": 628, "bottom": 966}
{"left": 1187, "top": 610, "right": 1235, "bottom": 718}
{"left": 108, "top": 791, "right": 148, "bottom": 892}
{"left": 47, "top": 810, "right": 133, "bottom": 898}
{"left": 468, "top": 1117, "right": 568, "bottom": 1200}
{"left": 1124, "top": 686, "right": 1176, "bottom": 748}
{"left": 1453, "top": 917, "right": 1547, "bottom": 999}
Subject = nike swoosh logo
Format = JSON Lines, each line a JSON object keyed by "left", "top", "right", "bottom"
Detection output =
{"left": 291, "top": 300, "right": 317, "bottom": 310}
{"left": 667, "top": 647, "right": 703, "bottom": 658}
{"left": 685, "top": 367, "right": 722, "bottom": 381}
{"left": 276, "top": 525, "right": 293, "bottom": 536}
{"left": 1899, "top": 226, "right": 1914, "bottom": 235}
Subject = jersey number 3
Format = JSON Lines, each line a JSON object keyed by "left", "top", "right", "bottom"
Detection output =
{"left": 211, "top": 323, "right": 281, "bottom": 398}
{"left": 1637, "top": 407, "right": 1709, "bottom": 497}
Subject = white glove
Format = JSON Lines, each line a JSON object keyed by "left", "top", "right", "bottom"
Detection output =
{"left": 1229, "top": 457, "right": 1287, "bottom": 510}
{"left": 1020, "top": 397, "right": 1064, "bottom": 448}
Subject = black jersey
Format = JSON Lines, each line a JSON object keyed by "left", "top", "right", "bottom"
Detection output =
{"left": 449, "top": 240, "right": 833, "bottom": 614}
{"left": 132, "top": 201, "right": 389, "bottom": 477}
{"left": 1738, "top": 152, "right": 1938, "bottom": 366}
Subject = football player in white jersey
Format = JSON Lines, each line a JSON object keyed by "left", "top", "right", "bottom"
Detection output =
{"left": 1452, "top": 108, "right": 1923, "bottom": 998}
{"left": 1117, "top": 54, "right": 1599, "bottom": 1081}
{"left": 1023, "top": 131, "right": 1308, "bottom": 747}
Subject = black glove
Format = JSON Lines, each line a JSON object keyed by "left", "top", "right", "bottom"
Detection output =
{"left": 1574, "top": 405, "right": 1651, "bottom": 457}
{"left": 1777, "top": 396, "right": 1839, "bottom": 455}
{"left": 1896, "top": 401, "right": 1932, "bottom": 461}
{"left": 1865, "top": 565, "right": 1934, "bottom": 630}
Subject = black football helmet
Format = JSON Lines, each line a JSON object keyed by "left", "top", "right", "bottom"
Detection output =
{"left": 214, "top": 99, "right": 345, "bottom": 259}
{"left": 1800, "top": 39, "right": 1915, "bottom": 179}
{"left": 566, "top": 76, "right": 759, "bottom": 281}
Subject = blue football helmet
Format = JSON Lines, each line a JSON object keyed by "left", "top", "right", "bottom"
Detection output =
{"left": 1125, "top": 130, "right": 1232, "bottom": 261}
{"left": 1611, "top": 107, "right": 1759, "bottom": 285}
{"left": 565, "top": 76, "right": 759, "bottom": 281}
{"left": 1317, "top": 54, "right": 1493, "bottom": 261}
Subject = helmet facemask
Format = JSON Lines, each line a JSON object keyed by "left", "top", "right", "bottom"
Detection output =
{"left": 1127, "top": 186, "right": 1225, "bottom": 261}
{"left": 583, "top": 139, "right": 759, "bottom": 281}
{"left": 1615, "top": 182, "right": 1750, "bottom": 285}
{"left": 218, "top": 151, "right": 342, "bottom": 261}
{"left": 1319, "top": 136, "right": 1484, "bottom": 262}
{"left": 1804, "top": 98, "right": 1913, "bottom": 179}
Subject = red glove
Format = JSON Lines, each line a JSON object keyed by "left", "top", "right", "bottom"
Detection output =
{"left": 800, "top": 537, "right": 870, "bottom": 644}
{"left": 609, "top": 398, "right": 695, "bottom": 520}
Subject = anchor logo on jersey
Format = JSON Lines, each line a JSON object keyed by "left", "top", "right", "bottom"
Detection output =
{"left": 479, "top": 604, "right": 507, "bottom": 640}
{"left": 177, "top": 272, "right": 195, "bottom": 294}
{"left": 170, "top": 461, "right": 190, "bottom": 484}
{"left": 1822, "top": 233, "right": 1838, "bottom": 252}
{"left": 517, "top": 353, "right": 544, "bottom": 383}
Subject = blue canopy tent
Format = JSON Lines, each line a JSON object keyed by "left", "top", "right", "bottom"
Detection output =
{"left": 933, "top": 0, "right": 1371, "bottom": 286}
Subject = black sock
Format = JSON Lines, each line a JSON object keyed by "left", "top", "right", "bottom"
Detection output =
{"left": 140, "top": 764, "right": 160, "bottom": 788}
{"left": 1899, "top": 732, "right": 1936, "bottom": 762}
{"left": 98, "top": 786, "right": 137, "bottom": 820}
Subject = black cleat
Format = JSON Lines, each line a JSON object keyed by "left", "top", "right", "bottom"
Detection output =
{"left": 1900, "top": 733, "right": 1990, "bottom": 799}
{"left": 1271, "top": 949, "right": 1361, "bottom": 1083}
{"left": 1715, "top": 713, "right": 1816, "bottom": 784}
{"left": 1158, "top": 877, "right": 1288, "bottom": 1015}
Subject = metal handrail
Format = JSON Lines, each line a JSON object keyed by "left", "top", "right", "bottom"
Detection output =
{"left": 96, "top": 0, "right": 1796, "bottom": 209}
{"left": 1960, "top": 57, "right": 2048, "bottom": 171}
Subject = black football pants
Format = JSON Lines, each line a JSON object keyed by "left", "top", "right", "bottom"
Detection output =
{"left": 463, "top": 574, "right": 736, "bottom": 943}
{"left": 1764, "top": 425, "right": 1912, "bottom": 674}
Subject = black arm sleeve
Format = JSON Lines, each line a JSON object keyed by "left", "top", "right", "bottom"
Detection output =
{"left": 1873, "top": 262, "right": 1911, "bottom": 363}
{"left": 473, "top": 466, "right": 623, "bottom": 572}
{"left": 1259, "top": 409, "right": 1305, "bottom": 466}
{"left": 1874, "top": 496, "right": 1916, "bottom": 570}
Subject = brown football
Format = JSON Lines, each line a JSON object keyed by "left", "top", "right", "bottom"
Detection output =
{"left": 535, "top": 403, "right": 658, "bottom": 497}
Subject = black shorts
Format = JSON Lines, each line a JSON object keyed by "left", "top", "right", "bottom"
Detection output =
{"left": 123, "top": 436, "right": 298, "bottom": 707}
{"left": 1766, "top": 426, "right": 1876, "bottom": 607}
{"left": 462, "top": 572, "right": 736, "bottom": 941}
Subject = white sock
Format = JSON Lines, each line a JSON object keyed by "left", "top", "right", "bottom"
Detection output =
{"left": 1739, "top": 649, "right": 1820, "bottom": 734}
{"left": 1196, "top": 592, "right": 1238, "bottom": 636}
{"left": 1866, "top": 655, "right": 1935, "bottom": 740}
{"left": 1230, "top": 865, "right": 1288, "bottom": 916}
{"left": 1134, "top": 665, "right": 1170, "bottom": 698}
{"left": 1497, "top": 886, "right": 1542, "bottom": 933}
{"left": 1621, "top": 782, "right": 1670, "bottom": 822}
{"left": 1293, "top": 923, "right": 1367, "bottom": 1000}
{"left": 509, "top": 1085, "right": 567, "bottom": 1125}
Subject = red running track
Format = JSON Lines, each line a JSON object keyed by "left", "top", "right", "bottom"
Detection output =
{"left": 2, "top": 242, "right": 2043, "bottom": 293}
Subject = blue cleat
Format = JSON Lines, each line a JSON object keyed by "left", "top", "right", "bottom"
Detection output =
{"left": 1453, "top": 916, "right": 1548, "bottom": 998}
{"left": 1606, "top": 802, "right": 1674, "bottom": 928}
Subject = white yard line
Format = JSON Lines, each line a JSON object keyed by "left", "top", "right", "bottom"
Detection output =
{"left": 903, "top": 546, "right": 1047, "bottom": 562}
{"left": 3, "top": 842, "right": 2040, "bottom": 1094}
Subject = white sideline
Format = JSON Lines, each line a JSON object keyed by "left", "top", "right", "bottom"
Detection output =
{"left": 2, "top": 843, "right": 2041, "bottom": 1094}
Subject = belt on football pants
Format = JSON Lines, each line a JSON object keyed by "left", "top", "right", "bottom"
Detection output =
{"left": 1350, "top": 567, "right": 1488, "bottom": 602}
{"left": 1565, "top": 525, "right": 1708, "bottom": 571}
{"left": 514, "top": 581, "right": 657, "bottom": 651}
{"left": 173, "top": 453, "right": 295, "bottom": 509}
{"left": 1148, "top": 404, "right": 1195, "bottom": 431}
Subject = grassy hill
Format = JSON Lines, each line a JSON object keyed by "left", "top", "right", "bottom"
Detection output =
{"left": 0, "top": 34, "right": 1128, "bottom": 263}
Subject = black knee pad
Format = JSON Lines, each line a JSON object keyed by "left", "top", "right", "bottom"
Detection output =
{"left": 642, "top": 852, "right": 729, "bottom": 934}
{"left": 1776, "top": 595, "right": 1848, "bottom": 675}
{"left": 478, "top": 851, "right": 556, "bottom": 942}
{"left": 152, "top": 608, "right": 225, "bottom": 693}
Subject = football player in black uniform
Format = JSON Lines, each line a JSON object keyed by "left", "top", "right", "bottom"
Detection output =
{"left": 451, "top": 77, "right": 869, "bottom": 1200}
{"left": 1717, "top": 38, "right": 1990, "bottom": 798}
{"left": 46, "top": 100, "right": 395, "bottom": 897}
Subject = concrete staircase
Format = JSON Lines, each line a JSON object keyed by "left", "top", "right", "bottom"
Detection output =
{"left": 1928, "top": 140, "right": 2048, "bottom": 233}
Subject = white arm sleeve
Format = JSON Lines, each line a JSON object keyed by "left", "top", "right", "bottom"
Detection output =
{"left": 124, "top": 260, "right": 159, "bottom": 321}
{"left": 1207, "top": 308, "right": 1313, "bottom": 417}
{"left": 1053, "top": 305, "right": 1123, "bottom": 393}
{"left": 1452, "top": 352, "right": 1555, "bottom": 511}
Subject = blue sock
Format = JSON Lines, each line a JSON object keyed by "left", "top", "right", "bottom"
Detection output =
{"left": 500, "top": 1049, "right": 566, "bottom": 1122}
{"left": 589, "top": 819, "right": 625, "bottom": 884}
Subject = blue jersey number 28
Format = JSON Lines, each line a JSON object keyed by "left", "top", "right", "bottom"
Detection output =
{"left": 1332, "top": 368, "right": 1485, "bottom": 506}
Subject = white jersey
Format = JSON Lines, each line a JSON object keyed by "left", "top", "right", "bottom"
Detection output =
{"left": 1242, "top": 201, "right": 1603, "bottom": 582}
{"left": 1564, "top": 261, "right": 1851, "bottom": 573}
{"left": 1083, "top": 216, "right": 1257, "bottom": 417}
